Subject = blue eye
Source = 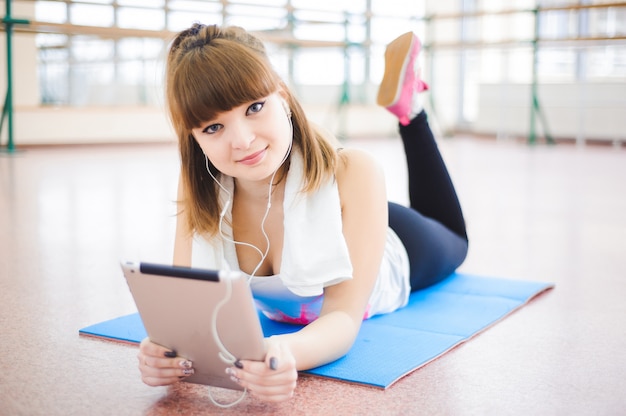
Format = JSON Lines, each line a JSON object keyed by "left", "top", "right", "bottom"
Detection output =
{"left": 202, "top": 124, "right": 222, "bottom": 134}
{"left": 247, "top": 101, "right": 265, "bottom": 115}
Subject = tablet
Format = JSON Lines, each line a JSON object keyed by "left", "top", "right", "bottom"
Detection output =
{"left": 121, "top": 261, "right": 266, "bottom": 390}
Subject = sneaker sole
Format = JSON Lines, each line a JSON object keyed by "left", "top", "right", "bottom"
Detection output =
{"left": 376, "top": 32, "right": 417, "bottom": 108}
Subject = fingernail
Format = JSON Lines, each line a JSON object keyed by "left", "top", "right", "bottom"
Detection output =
{"left": 179, "top": 360, "right": 192, "bottom": 369}
{"left": 234, "top": 360, "right": 244, "bottom": 369}
{"left": 269, "top": 357, "right": 278, "bottom": 371}
{"left": 182, "top": 368, "right": 194, "bottom": 376}
{"left": 164, "top": 350, "right": 177, "bottom": 358}
{"left": 225, "top": 368, "right": 240, "bottom": 384}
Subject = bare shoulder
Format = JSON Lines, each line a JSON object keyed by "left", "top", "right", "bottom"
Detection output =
{"left": 335, "top": 148, "right": 386, "bottom": 205}
{"left": 335, "top": 147, "right": 385, "bottom": 187}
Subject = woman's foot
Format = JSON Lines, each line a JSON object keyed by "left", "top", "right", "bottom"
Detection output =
{"left": 377, "top": 32, "right": 428, "bottom": 126}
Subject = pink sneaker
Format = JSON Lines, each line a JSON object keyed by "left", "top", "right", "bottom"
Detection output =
{"left": 377, "top": 32, "right": 428, "bottom": 126}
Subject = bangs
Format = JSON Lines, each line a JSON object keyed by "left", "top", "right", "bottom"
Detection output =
{"left": 169, "top": 39, "right": 279, "bottom": 130}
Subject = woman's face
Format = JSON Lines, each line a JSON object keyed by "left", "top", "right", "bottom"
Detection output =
{"left": 191, "top": 92, "right": 292, "bottom": 186}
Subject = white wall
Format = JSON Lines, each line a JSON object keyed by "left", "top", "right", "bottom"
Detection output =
{"left": 9, "top": 82, "right": 625, "bottom": 145}
{"left": 15, "top": 107, "right": 176, "bottom": 144}
{"left": 12, "top": 103, "right": 400, "bottom": 145}
{"left": 474, "top": 82, "right": 626, "bottom": 143}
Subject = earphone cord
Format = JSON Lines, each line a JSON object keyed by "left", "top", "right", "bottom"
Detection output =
{"left": 207, "top": 275, "right": 247, "bottom": 408}
{"left": 204, "top": 110, "right": 294, "bottom": 408}
{"left": 206, "top": 163, "right": 284, "bottom": 408}
{"left": 206, "top": 113, "right": 294, "bottom": 281}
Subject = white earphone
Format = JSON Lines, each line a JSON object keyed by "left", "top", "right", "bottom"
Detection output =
{"left": 202, "top": 103, "right": 294, "bottom": 408}
{"left": 281, "top": 98, "right": 291, "bottom": 117}
{"left": 203, "top": 99, "right": 294, "bottom": 278}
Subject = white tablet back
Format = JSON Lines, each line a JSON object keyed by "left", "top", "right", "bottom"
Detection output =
{"left": 122, "top": 261, "right": 266, "bottom": 390}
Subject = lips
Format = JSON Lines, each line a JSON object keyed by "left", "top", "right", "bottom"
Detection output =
{"left": 237, "top": 147, "right": 267, "bottom": 165}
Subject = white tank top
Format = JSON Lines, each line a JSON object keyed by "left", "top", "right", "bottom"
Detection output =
{"left": 248, "top": 228, "right": 410, "bottom": 324}
{"left": 191, "top": 150, "right": 410, "bottom": 324}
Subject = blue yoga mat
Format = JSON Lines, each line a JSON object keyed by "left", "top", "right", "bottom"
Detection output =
{"left": 79, "top": 273, "right": 552, "bottom": 389}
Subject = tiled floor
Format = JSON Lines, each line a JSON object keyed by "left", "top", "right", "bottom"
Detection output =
{"left": 1, "top": 136, "right": 624, "bottom": 415}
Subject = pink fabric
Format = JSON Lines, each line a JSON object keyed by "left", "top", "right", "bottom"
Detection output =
{"left": 264, "top": 307, "right": 319, "bottom": 325}
{"left": 263, "top": 303, "right": 373, "bottom": 325}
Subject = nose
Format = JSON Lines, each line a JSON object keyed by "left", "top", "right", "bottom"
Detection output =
{"left": 228, "top": 121, "right": 255, "bottom": 150}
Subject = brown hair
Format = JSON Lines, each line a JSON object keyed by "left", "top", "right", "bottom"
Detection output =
{"left": 166, "top": 23, "right": 339, "bottom": 237}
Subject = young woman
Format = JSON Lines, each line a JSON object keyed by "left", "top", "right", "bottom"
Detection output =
{"left": 137, "top": 24, "right": 468, "bottom": 403}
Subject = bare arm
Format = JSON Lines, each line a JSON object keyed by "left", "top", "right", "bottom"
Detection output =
{"left": 270, "top": 148, "right": 388, "bottom": 370}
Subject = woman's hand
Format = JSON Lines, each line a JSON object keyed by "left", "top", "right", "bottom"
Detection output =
{"left": 137, "top": 337, "right": 194, "bottom": 386}
{"left": 226, "top": 341, "right": 298, "bottom": 402}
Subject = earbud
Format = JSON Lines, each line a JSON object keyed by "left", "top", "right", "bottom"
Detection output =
{"left": 281, "top": 99, "right": 291, "bottom": 117}
{"left": 220, "top": 199, "right": 231, "bottom": 218}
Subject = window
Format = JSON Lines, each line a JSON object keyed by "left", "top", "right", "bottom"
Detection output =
{"left": 32, "top": 0, "right": 626, "bottom": 117}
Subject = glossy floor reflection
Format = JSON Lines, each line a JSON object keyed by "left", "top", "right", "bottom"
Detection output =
{"left": 1, "top": 137, "right": 624, "bottom": 415}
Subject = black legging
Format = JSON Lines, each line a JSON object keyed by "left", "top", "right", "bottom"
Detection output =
{"left": 388, "top": 111, "right": 468, "bottom": 292}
